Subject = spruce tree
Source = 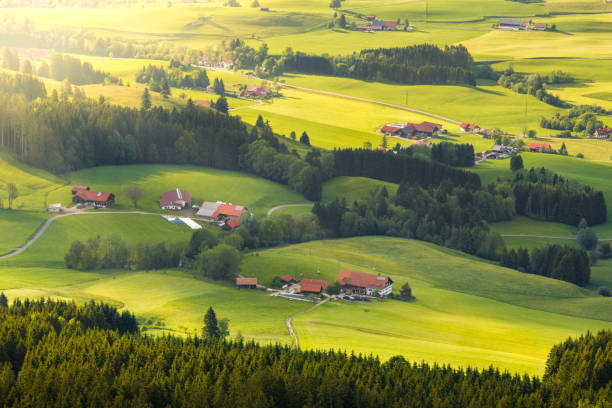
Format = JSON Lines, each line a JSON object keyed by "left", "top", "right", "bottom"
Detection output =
{"left": 203, "top": 307, "right": 220, "bottom": 340}
{"left": 141, "top": 88, "right": 152, "bottom": 110}
{"left": 300, "top": 131, "right": 311, "bottom": 146}
{"left": 215, "top": 96, "right": 229, "bottom": 114}
{"left": 0, "top": 292, "right": 7, "bottom": 309}
{"left": 510, "top": 155, "right": 524, "bottom": 172}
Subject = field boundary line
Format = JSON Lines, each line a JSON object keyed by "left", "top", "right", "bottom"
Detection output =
{"left": 267, "top": 203, "right": 312, "bottom": 216}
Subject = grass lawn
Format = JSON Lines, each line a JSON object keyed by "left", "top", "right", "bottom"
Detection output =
{"left": 322, "top": 176, "right": 398, "bottom": 203}
{"left": 240, "top": 236, "right": 610, "bottom": 375}
{"left": 0, "top": 151, "right": 66, "bottom": 211}
{"left": 47, "top": 164, "right": 309, "bottom": 216}
{"left": 0, "top": 211, "right": 49, "bottom": 256}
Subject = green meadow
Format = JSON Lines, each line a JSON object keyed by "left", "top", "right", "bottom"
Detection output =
{"left": 0, "top": 210, "right": 49, "bottom": 256}
{"left": 47, "top": 164, "right": 309, "bottom": 215}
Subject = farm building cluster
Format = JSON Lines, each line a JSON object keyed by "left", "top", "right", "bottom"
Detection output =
{"left": 594, "top": 127, "right": 611, "bottom": 139}
{"left": 158, "top": 188, "right": 248, "bottom": 230}
{"left": 459, "top": 122, "right": 495, "bottom": 137}
{"left": 483, "top": 144, "right": 519, "bottom": 160}
{"left": 497, "top": 19, "right": 548, "bottom": 31}
{"left": 380, "top": 121, "right": 443, "bottom": 138}
{"left": 240, "top": 270, "right": 394, "bottom": 300}
{"left": 71, "top": 185, "right": 115, "bottom": 208}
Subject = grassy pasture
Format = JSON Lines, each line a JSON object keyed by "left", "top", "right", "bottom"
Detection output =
{"left": 46, "top": 164, "right": 309, "bottom": 215}
{"left": 0, "top": 151, "right": 65, "bottom": 211}
{"left": 322, "top": 176, "right": 398, "bottom": 203}
{"left": 241, "top": 236, "right": 610, "bottom": 374}
{"left": 0, "top": 211, "right": 49, "bottom": 256}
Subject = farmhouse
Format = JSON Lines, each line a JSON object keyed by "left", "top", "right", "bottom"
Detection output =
{"left": 460, "top": 123, "right": 480, "bottom": 133}
{"left": 371, "top": 20, "right": 397, "bottom": 30}
{"left": 413, "top": 121, "right": 442, "bottom": 137}
{"left": 260, "top": 6, "right": 269, "bottom": 11}
{"left": 356, "top": 25, "right": 383, "bottom": 31}
{"left": 221, "top": 59, "right": 233, "bottom": 69}
{"left": 236, "top": 277, "right": 258, "bottom": 289}
{"left": 71, "top": 185, "right": 90, "bottom": 195}
{"left": 72, "top": 190, "right": 115, "bottom": 208}
{"left": 160, "top": 188, "right": 191, "bottom": 211}
{"left": 223, "top": 218, "right": 241, "bottom": 230}
{"left": 196, "top": 201, "right": 248, "bottom": 224}
{"left": 498, "top": 19, "right": 529, "bottom": 30}
{"left": 243, "top": 85, "right": 270, "bottom": 98}
{"left": 336, "top": 269, "right": 393, "bottom": 297}
{"left": 298, "top": 278, "right": 331, "bottom": 294}
{"left": 533, "top": 22, "right": 547, "bottom": 31}
{"left": 529, "top": 142, "right": 551, "bottom": 152}
{"left": 594, "top": 127, "right": 611, "bottom": 139}
{"left": 280, "top": 275, "right": 295, "bottom": 284}
{"left": 48, "top": 203, "right": 61, "bottom": 213}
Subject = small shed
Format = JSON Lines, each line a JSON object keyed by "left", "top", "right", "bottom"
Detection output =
{"left": 236, "top": 277, "right": 258, "bottom": 289}
{"left": 48, "top": 203, "right": 62, "bottom": 213}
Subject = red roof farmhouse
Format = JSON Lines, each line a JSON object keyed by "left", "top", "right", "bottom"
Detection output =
{"left": 236, "top": 277, "right": 258, "bottom": 289}
{"left": 243, "top": 85, "right": 270, "bottom": 98}
{"left": 298, "top": 278, "right": 331, "bottom": 294}
{"left": 159, "top": 188, "right": 191, "bottom": 211}
{"left": 594, "top": 127, "right": 611, "bottom": 139}
{"left": 72, "top": 190, "right": 115, "bottom": 208}
{"left": 529, "top": 142, "right": 551, "bottom": 152}
{"left": 336, "top": 270, "right": 393, "bottom": 297}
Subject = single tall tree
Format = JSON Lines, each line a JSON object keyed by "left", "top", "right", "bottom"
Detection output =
{"left": 7, "top": 183, "right": 18, "bottom": 209}
{"left": 0, "top": 292, "right": 7, "bottom": 309}
{"left": 123, "top": 185, "right": 144, "bottom": 207}
{"left": 215, "top": 96, "right": 229, "bottom": 114}
{"left": 202, "top": 307, "right": 220, "bottom": 340}
{"left": 510, "top": 154, "right": 524, "bottom": 172}
{"left": 141, "top": 88, "right": 152, "bottom": 110}
{"left": 300, "top": 131, "right": 311, "bottom": 146}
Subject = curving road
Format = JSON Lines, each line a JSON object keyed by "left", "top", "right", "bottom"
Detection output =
{"left": 0, "top": 210, "right": 167, "bottom": 260}
{"left": 267, "top": 203, "right": 313, "bottom": 216}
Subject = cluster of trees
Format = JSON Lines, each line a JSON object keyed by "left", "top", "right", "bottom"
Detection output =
{"left": 509, "top": 167, "right": 607, "bottom": 226}
{"left": 539, "top": 105, "right": 608, "bottom": 136}
{"left": 314, "top": 183, "right": 512, "bottom": 260}
{"left": 135, "top": 63, "right": 210, "bottom": 96}
{"left": 500, "top": 244, "right": 590, "bottom": 286}
{"left": 65, "top": 235, "right": 183, "bottom": 271}
{"left": 430, "top": 142, "right": 475, "bottom": 167}
{"left": 0, "top": 78, "right": 320, "bottom": 201}
{"left": 0, "top": 297, "right": 609, "bottom": 407}
{"left": 0, "top": 72, "right": 46, "bottom": 100}
{"left": 333, "top": 148, "right": 481, "bottom": 189}
{"left": 497, "top": 67, "right": 569, "bottom": 108}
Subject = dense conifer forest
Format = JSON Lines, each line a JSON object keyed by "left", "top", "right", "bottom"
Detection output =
{"left": 0, "top": 298, "right": 609, "bottom": 407}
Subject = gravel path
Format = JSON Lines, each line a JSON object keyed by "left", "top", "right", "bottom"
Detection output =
{"left": 267, "top": 203, "right": 313, "bottom": 216}
{"left": 286, "top": 297, "right": 330, "bottom": 349}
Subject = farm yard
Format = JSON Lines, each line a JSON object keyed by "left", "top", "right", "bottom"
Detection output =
{"left": 0, "top": 0, "right": 611, "bottom": 395}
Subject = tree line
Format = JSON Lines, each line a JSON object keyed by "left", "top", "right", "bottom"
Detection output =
{"left": 498, "top": 66, "right": 569, "bottom": 108}
{"left": 508, "top": 167, "right": 607, "bottom": 226}
{"left": 333, "top": 148, "right": 481, "bottom": 189}
{"left": 0, "top": 75, "right": 324, "bottom": 200}
{"left": 539, "top": 105, "right": 608, "bottom": 137}
{"left": 500, "top": 244, "right": 590, "bottom": 286}
{"left": 135, "top": 63, "right": 210, "bottom": 96}
{"left": 0, "top": 297, "right": 609, "bottom": 407}
{"left": 430, "top": 142, "right": 475, "bottom": 167}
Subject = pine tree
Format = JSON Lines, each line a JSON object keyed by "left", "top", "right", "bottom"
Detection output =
{"left": 300, "top": 131, "right": 311, "bottom": 146}
{"left": 215, "top": 96, "right": 229, "bottom": 114}
{"left": 203, "top": 307, "right": 220, "bottom": 340}
{"left": 141, "top": 88, "right": 152, "bottom": 110}
{"left": 256, "top": 114, "right": 265, "bottom": 127}
{"left": 510, "top": 155, "right": 524, "bottom": 172}
{"left": 0, "top": 292, "right": 7, "bottom": 309}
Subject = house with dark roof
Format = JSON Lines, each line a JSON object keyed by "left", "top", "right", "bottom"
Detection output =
{"left": 236, "top": 277, "right": 258, "bottom": 289}
{"left": 159, "top": 188, "right": 191, "bottom": 211}
{"left": 298, "top": 278, "right": 331, "bottom": 294}
{"left": 243, "top": 85, "right": 270, "bottom": 98}
{"left": 336, "top": 270, "right": 393, "bottom": 297}
{"left": 532, "top": 22, "right": 547, "bottom": 31}
{"left": 594, "top": 127, "right": 611, "bottom": 139}
{"left": 498, "top": 19, "right": 529, "bottom": 30}
{"left": 460, "top": 123, "right": 480, "bottom": 133}
{"left": 72, "top": 190, "right": 115, "bottom": 208}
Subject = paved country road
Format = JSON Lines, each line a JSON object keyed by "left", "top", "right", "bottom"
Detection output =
{"left": 203, "top": 66, "right": 461, "bottom": 125}
{"left": 0, "top": 210, "right": 166, "bottom": 260}
{"left": 266, "top": 203, "right": 313, "bottom": 216}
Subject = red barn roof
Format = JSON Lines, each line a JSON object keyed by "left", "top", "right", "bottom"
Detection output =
{"left": 213, "top": 204, "right": 247, "bottom": 218}
{"left": 280, "top": 275, "right": 294, "bottom": 283}
{"left": 225, "top": 218, "right": 241, "bottom": 229}
{"left": 381, "top": 125, "right": 401, "bottom": 133}
{"left": 74, "top": 190, "right": 112, "bottom": 203}
{"left": 236, "top": 277, "right": 257, "bottom": 286}
{"left": 72, "top": 185, "right": 90, "bottom": 193}
{"left": 529, "top": 142, "right": 551, "bottom": 150}
{"left": 336, "top": 270, "right": 390, "bottom": 290}
{"left": 299, "top": 278, "right": 331, "bottom": 293}
{"left": 160, "top": 188, "right": 191, "bottom": 207}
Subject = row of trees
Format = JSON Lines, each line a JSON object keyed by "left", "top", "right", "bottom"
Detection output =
{"left": 509, "top": 167, "right": 607, "bottom": 226}
{"left": 430, "top": 142, "right": 475, "bottom": 167}
{"left": 497, "top": 66, "right": 569, "bottom": 108}
{"left": 64, "top": 235, "right": 183, "bottom": 271}
{"left": 0, "top": 298, "right": 609, "bottom": 407}
{"left": 539, "top": 105, "right": 608, "bottom": 135}
{"left": 0, "top": 76, "right": 322, "bottom": 201}
{"left": 333, "top": 148, "right": 481, "bottom": 189}
{"left": 500, "top": 244, "right": 590, "bottom": 286}
{"left": 135, "top": 63, "right": 210, "bottom": 95}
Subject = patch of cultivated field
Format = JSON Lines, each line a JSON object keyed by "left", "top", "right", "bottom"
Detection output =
{"left": 47, "top": 164, "right": 309, "bottom": 215}
{"left": 322, "top": 176, "right": 399, "bottom": 203}
{"left": 277, "top": 73, "right": 559, "bottom": 135}
{"left": 0, "top": 151, "right": 65, "bottom": 211}
{"left": 0, "top": 211, "right": 49, "bottom": 256}
{"left": 241, "top": 236, "right": 610, "bottom": 374}
{"left": 0, "top": 213, "right": 194, "bottom": 269}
